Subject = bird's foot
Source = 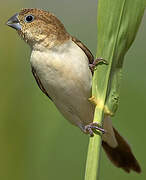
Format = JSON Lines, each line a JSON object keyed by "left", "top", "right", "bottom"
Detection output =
{"left": 84, "top": 122, "right": 105, "bottom": 137}
{"left": 89, "top": 58, "right": 108, "bottom": 73}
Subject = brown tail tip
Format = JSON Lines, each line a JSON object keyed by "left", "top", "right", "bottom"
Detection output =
{"left": 102, "top": 128, "right": 141, "bottom": 173}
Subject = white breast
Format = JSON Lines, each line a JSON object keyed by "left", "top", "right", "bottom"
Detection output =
{"left": 30, "top": 39, "right": 94, "bottom": 129}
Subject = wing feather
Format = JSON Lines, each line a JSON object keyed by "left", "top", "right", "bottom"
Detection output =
{"left": 31, "top": 66, "right": 52, "bottom": 101}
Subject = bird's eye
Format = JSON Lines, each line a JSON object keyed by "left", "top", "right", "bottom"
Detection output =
{"left": 25, "top": 15, "right": 34, "bottom": 23}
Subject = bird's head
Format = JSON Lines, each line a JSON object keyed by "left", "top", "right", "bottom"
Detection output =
{"left": 7, "top": 8, "right": 70, "bottom": 49}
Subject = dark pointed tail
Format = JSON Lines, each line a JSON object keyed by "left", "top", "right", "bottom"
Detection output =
{"left": 102, "top": 127, "right": 141, "bottom": 173}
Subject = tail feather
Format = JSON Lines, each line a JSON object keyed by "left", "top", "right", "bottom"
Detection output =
{"left": 102, "top": 127, "right": 141, "bottom": 173}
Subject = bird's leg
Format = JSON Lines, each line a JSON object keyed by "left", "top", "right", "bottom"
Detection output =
{"left": 89, "top": 57, "right": 108, "bottom": 73}
{"left": 84, "top": 122, "right": 105, "bottom": 137}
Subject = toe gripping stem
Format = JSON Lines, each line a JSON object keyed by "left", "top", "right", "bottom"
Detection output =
{"left": 89, "top": 57, "right": 108, "bottom": 73}
{"left": 85, "top": 122, "right": 105, "bottom": 137}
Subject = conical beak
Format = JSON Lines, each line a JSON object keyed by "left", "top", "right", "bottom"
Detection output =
{"left": 6, "top": 13, "right": 22, "bottom": 30}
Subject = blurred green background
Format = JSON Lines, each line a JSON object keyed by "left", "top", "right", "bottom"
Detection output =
{"left": 0, "top": 0, "right": 145, "bottom": 179}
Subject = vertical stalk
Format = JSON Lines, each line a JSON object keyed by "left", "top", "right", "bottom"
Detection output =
{"left": 84, "top": 0, "right": 145, "bottom": 180}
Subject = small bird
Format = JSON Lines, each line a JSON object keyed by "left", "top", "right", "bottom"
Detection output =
{"left": 7, "top": 8, "right": 141, "bottom": 173}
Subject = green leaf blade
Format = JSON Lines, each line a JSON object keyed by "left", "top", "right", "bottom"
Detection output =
{"left": 85, "top": 0, "right": 145, "bottom": 180}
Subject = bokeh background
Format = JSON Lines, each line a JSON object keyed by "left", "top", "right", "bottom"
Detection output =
{"left": 0, "top": 0, "right": 145, "bottom": 180}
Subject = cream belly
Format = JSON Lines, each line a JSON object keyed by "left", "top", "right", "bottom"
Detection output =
{"left": 30, "top": 39, "right": 94, "bottom": 130}
{"left": 30, "top": 39, "right": 118, "bottom": 147}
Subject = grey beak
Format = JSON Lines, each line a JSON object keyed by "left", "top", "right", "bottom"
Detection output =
{"left": 6, "top": 13, "right": 22, "bottom": 30}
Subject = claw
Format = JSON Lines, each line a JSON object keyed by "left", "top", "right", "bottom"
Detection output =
{"left": 89, "top": 57, "right": 108, "bottom": 73}
{"left": 94, "top": 58, "right": 108, "bottom": 65}
{"left": 84, "top": 122, "right": 105, "bottom": 137}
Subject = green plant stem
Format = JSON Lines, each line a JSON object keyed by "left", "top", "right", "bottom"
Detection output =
{"left": 84, "top": 110, "right": 103, "bottom": 180}
{"left": 85, "top": 0, "right": 145, "bottom": 180}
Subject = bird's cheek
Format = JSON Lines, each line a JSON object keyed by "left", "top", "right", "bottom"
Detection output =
{"left": 35, "top": 34, "right": 47, "bottom": 41}
{"left": 21, "top": 29, "right": 33, "bottom": 41}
